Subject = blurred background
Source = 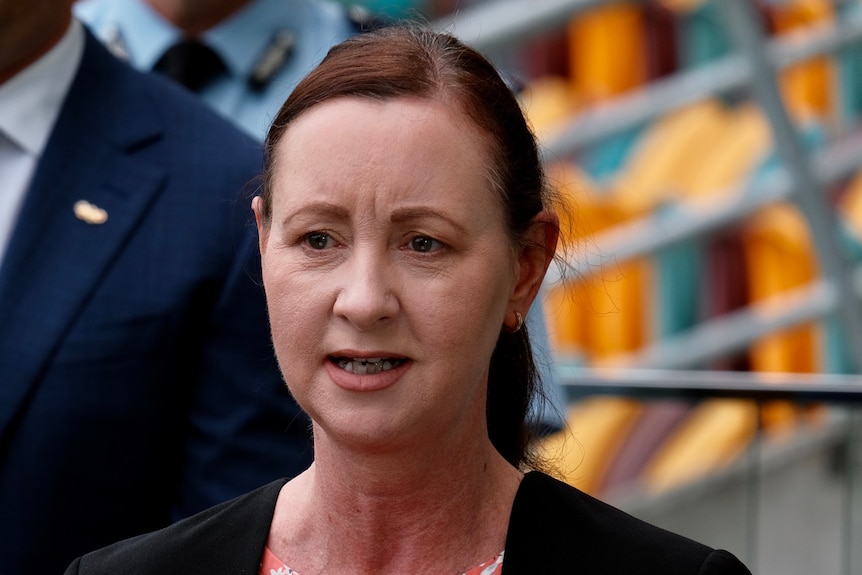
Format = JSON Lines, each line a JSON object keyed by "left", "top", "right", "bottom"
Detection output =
{"left": 335, "top": 0, "right": 862, "bottom": 573}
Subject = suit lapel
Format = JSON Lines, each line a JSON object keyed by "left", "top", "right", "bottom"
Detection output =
{"left": 0, "top": 31, "right": 167, "bottom": 438}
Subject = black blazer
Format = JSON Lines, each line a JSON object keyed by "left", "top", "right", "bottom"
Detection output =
{"left": 66, "top": 472, "right": 752, "bottom": 574}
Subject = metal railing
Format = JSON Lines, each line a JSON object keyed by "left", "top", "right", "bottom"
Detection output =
{"left": 437, "top": 0, "right": 862, "bottom": 372}
{"left": 557, "top": 366, "right": 862, "bottom": 402}
{"left": 433, "top": 6, "right": 862, "bottom": 571}
{"left": 555, "top": 367, "right": 862, "bottom": 574}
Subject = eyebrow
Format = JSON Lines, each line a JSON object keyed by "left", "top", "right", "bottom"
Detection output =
{"left": 282, "top": 203, "right": 470, "bottom": 233}
{"left": 280, "top": 202, "right": 349, "bottom": 227}
{"left": 390, "top": 207, "right": 469, "bottom": 234}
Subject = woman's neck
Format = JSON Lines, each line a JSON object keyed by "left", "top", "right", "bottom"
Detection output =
{"left": 269, "top": 437, "right": 522, "bottom": 574}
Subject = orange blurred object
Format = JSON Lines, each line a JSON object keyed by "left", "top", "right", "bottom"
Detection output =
{"left": 768, "top": 0, "right": 836, "bottom": 122}
{"left": 568, "top": 3, "right": 647, "bottom": 104}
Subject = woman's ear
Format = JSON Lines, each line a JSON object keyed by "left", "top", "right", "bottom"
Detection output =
{"left": 252, "top": 196, "right": 269, "bottom": 256}
{"left": 510, "top": 209, "right": 560, "bottom": 311}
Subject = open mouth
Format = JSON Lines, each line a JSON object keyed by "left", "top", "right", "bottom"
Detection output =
{"left": 333, "top": 357, "right": 406, "bottom": 375}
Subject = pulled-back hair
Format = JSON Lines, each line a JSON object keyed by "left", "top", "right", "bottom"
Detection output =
{"left": 259, "top": 24, "right": 554, "bottom": 470}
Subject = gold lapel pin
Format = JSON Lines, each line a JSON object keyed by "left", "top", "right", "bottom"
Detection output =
{"left": 74, "top": 200, "right": 109, "bottom": 225}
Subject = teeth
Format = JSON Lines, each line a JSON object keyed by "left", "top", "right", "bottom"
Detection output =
{"left": 337, "top": 357, "right": 401, "bottom": 375}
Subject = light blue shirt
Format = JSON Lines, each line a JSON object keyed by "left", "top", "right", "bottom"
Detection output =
{"left": 76, "top": 0, "right": 355, "bottom": 140}
{"left": 0, "top": 21, "right": 84, "bottom": 264}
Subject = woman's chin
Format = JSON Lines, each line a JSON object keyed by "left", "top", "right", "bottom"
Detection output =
{"left": 312, "top": 409, "right": 425, "bottom": 457}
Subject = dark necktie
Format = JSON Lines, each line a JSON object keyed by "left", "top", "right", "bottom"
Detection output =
{"left": 153, "top": 39, "right": 227, "bottom": 92}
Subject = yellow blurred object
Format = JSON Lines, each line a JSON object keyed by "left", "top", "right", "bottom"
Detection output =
{"left": 770, "top": 0, "right": 836, "bottom": 122}
{"left": 642, "top": 399, "right": 758, "bottom": 494}
{"left": 568, "top": 3, "right": 647, "bottom": 104}
{"left": 743, "top": 203, "right": 819, "bottom": 374}
{"left": 520, "top": 76, "right": 580, "bottom": 140}
{"left": 544, "top": 162, "right": 650, "bottom": 360}
{"left": 545, "top": 234, "right": 651, "bottom": 362}
{"left": 538, "top": 396, "right": 642, "bottom": 495}
{"left": 743, "top": 203, "right": 819, "bottom": 432}
{"left": 544, "top": 162, "right": 600, "bottom": 358}
{"left": 840, "top": 168, "right": 862, "bottom": 233}
{"left": 585, "top": 259, "right": 652, "bottom": 358}
{"left": 611, "top": 100, "right": 732, "bottom": 213}
{"left": 680, "top": 104, "right": 772, "bottom": 200}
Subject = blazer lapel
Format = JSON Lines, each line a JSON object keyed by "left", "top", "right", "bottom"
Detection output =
{"left": 0, "top": 31, "right": 167, "bottom": 439}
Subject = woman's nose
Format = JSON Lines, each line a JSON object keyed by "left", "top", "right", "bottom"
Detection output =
{"left": 332, "top": 250, "right": 399, "bottom": 331}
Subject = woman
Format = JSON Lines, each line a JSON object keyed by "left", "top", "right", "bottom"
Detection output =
{"left": 66, "top": 25, "right": 751, "bottom": 575}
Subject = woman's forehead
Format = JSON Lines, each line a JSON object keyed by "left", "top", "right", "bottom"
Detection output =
{"left": 268, "top": 97, "right": 505, "bottom": 223}
{"left": 274, "top": 96, "right": 489, "bottom": 178}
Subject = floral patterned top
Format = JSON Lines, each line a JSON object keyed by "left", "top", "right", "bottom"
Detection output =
{"left": 260, "top": 546, "right": 504, "bottom": 575}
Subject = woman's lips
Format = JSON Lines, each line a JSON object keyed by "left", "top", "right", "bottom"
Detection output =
{"left": 325, "top": 355, "right": 411, "bottom": 392}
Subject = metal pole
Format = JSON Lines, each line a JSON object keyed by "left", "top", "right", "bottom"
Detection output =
{"left": 718, "top": 0, "right": 862, "bottom": 372}
{"left": 845, "top": 408, "right": 862, "bottom": 575}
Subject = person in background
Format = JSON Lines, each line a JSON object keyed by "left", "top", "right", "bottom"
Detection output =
{"left": 0, "top": 1, "right": 313, "bottom": 573}
{"left": 76, "top": 0, "right": 567, "bottom": 433}
{"left": 66, "top": 25, "right": 751, "bottom": 575}
{"left": 75, "top": 0, "right": 374, "bottom": 139}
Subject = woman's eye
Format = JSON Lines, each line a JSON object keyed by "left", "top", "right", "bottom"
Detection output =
{"left": 410, "top": 236, "right": 442, "bottom": 253}
{"left": 305, "top": 232, "right": 331, "bottom": 250}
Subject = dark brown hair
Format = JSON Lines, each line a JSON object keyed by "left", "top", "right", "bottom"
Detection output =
{"left": 259, "top": 24, "right": 554, "bottom": 469}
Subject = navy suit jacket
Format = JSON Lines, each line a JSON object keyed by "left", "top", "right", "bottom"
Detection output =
{"left": 65, "top": 472, "right": 752, "bottom": 574}
{"left": 0, "top": 27, "right": 312, "bottom": 575}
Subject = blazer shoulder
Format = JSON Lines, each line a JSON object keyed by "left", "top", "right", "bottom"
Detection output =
{"left": 68, "top": 479, "right": 287, "bottom": 575}
{"left": 74, "top": 28, "right": 261, "bottom": 169}
{"left": 504, "top": 472, "right": 751, "bottom": 574}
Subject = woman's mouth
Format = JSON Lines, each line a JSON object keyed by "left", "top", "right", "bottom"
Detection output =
{"left": 333, "top": 357, "right": 406, "bottom": 375}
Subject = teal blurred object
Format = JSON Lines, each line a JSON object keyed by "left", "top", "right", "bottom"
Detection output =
{"left": 654, "top": 205, "right": 704, "bottom": 339}
{"left": 577, "top": 126, "right": 645, "bottom": 186}
{"left": 675, "top": 1, "right": 731, "bottom": 69}
{"left": 825, "top": 218, "right": 862, "bottom": 373}
{"left": 836, "top": 1, "right": 862, "bottom": 126}
{"left": 341, "top": 0, "right": 428, "bottom": 19}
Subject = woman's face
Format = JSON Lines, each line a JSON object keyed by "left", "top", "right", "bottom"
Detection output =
{"left": 256, "top": 96, "right": 531, "bottom": 454}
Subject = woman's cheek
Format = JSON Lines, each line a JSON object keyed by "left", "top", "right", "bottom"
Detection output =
{"left": 264, "top": 276, "right": 310, "bottom": 349}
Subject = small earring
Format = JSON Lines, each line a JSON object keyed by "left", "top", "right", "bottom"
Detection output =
{"left": 513, "top": 311, "right": 524, "bottom": 333}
